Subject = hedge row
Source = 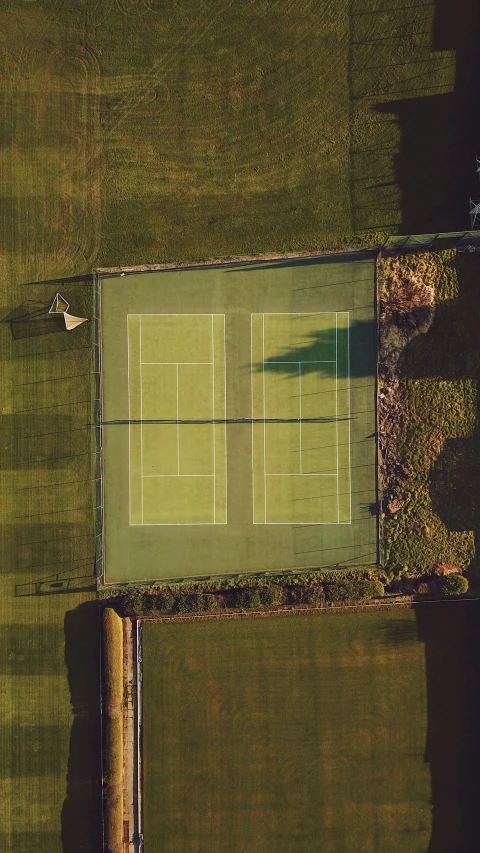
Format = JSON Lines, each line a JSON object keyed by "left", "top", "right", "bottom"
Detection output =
{"left": 112, "top": 576, "right": 386, "bottom": 617}
{"left": 102, "top": 608, "right": 124, "bottom": 853}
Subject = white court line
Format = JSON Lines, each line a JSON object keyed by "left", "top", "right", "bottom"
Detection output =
{"left": 250, "top": 313, "right": 254, "bottom": 523}
{"left": 262, "top": 313, "right": 267, "bottom": 523}
{"left": 139, "top": 317, "right": 144, "bottom": 524}
{"left": 253, "top": 521, "right": 353, "bottom": 525}
{"left": 347, "top": 311, "right": 352, "bottom": 524}
{"left": 212, "top": 315, "right": 216, "bottom": 524}
{"left": 127, "top": 315, "right": 131, "bottom": 525}
{"left": 223, "top": 314, "right": 227, "bottom": 523}
{"left": 267, "top": 360, "right": 336, "bottom": 364}
{"left": 299, "top": 363, "right": 302, "bottom": 475}
{"left": 176, "top": 364, "right": 180, "bottom": 475}
{"left": 132, "top": 312, "right": 227, "bottom": 526}
{"left": 266, "top": 473, "right": 337, "bottom": 477}
{"left": 335, "top": 312, "right": 339, "bottom": 523}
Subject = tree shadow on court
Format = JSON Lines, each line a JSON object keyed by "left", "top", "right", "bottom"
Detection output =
{"left": 371, "top": 0, "right": 480, "bottom": 234}
{"left": 61, "top": 601, "right": 103, "bottom": 853}
{"left": 252, "top": 319, "right": 376, "bottom": 379}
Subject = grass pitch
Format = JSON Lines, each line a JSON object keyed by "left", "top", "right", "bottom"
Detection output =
{"left": 99, "top": 254, "right": 377, "bottom": 582}
{"left": 142, "top": 611, "right": 432, "bottom": 853}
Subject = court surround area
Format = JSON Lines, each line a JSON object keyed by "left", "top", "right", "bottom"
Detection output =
{"left": 98, "top": 253, "right": 377, "bottom": 583}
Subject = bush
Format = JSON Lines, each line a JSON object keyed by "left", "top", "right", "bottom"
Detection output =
{"left": 324, "top": 579, "right": 384, "bottom": 604}
{"left": 155, "top": 591, "right": 175, "bottom": 613}
{"left": 438, "top": 574, "right": 469, "bottom": 597}
{"left": 259, "top": 585, "right": 284, "bottom": 606}
{"left": 203, "top": 593, "right": 219, "bottom": 611}
{"left": 291, "top": 584, "right": 325, "bottom": 606}
{"left": 172, "top": 592, "right": 207, "bottom": 614}
{"left": 119, "top": 590, "right": 143, "bottom": 616}
{"left": 235, "top": 587, "right": 262, "bottom": 609}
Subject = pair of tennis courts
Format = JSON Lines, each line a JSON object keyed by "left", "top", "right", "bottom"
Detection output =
{"left": 126, "top": 310, "right": 350, "bottom": 527}
{"left": 98, "top": 252, "right": 377, "bottom": 583}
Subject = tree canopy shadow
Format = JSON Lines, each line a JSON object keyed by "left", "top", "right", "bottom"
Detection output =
{"left": 415, "top": 601, "right": 480, "bottom": 853}
{"left": 378, "top": 603, "right": 480, "bottom": 851}
{"left": 370, "top": 0, "right": 480, "bottom": 234}
{"left": 252, "top": 319, "right": 375, "bottom": 379}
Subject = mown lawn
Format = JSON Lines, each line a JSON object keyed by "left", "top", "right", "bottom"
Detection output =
{"left": 142, "top": 612, "right": 432, "bottom": 853}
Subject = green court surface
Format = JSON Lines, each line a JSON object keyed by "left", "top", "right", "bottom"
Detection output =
{"left": 98, "top": 252, "right": 377, "bottom": 583}
{"left": 141, "top": 612, "right": 431, "bottom": 853}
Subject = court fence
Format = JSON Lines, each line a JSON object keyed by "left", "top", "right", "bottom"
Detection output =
{"left": 379, "top": 230, "right": 480, "bottom": 253}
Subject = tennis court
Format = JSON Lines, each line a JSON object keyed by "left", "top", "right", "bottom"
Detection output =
{"left": 97, "top": 252, "right": 378, "bottom": 583}
{"left": 128, "top": 313, "right": 227, "bottom": 525}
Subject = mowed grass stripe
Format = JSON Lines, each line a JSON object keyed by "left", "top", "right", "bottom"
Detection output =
{"left": 142, "top": 612, "right": 431, "bottom": 853}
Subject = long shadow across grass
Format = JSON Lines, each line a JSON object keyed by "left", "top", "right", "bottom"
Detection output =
{"left": 61, "top": 601, "right": 103, "bottom": 853}
{"left": 381, "top": 603, "right": 480, "bottom": 851}
{"left": 415, "top": 601, "right": 480, "bottom": 853}
{"left": 369, "top": 0, "right": 480, "bottom": 234}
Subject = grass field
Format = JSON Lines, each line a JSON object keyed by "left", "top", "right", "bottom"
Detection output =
{"left": 142, "top": 603, "right": 480, "bottom": 853}
{"left": 0, "top": 0, "right": 478, "bottom": 849}
{"left": 99, "top": 255, "right": 377, "bottom": 582}
{"left": 142, "top": 610, "right": 432, "bottom": 853}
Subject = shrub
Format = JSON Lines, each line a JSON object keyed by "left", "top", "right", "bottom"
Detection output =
{"left": 155, "top": 591, "right": 175, "bottom": 613}
{"left": 203, "top": 593, "right": 219, "bottom": 611}
{"left": 142, "top": 594, "right": 158, "bottom": 616}
{"left": 291, "top": 584, "right": 325, "bottom": 606}
{"left": 324, "top": 579, "right": 384, "bottom": 604}
{"left": 438, "top": 574, "right": 469, "bottom": 597}
{"left": 119, "top": 590, "right": 143, "bottom": 616}
{"left": 259, "top": 585, "right": 284, "bottom": 606}
{"left": 172, "top": 592, "right": 207, "bottom": 614}
{"left": 236, "top": 587, "right": 262, "bottom": 609}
